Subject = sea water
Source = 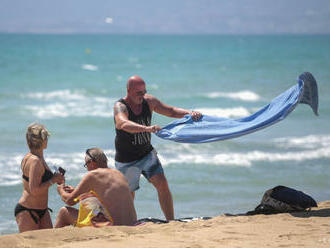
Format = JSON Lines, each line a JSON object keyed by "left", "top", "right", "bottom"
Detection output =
{"left": 0, "top": 34, "right": 330, "bottom": 234}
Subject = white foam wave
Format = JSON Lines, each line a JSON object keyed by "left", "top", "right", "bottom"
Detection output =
{"left": 81, "top": 64, "right": 98, "bottom": 71}
{"left": 158, "top": 134, "right": 330, "bottom": 167}
{"left": 195, "top": 107, "right": 250, "bottom": 118}
{"left": 23, "top": 90, "right": 115, "bottom": 119}
{"left": 0, "top": 154, "right": 24, "bottom": 186}
{"left": 0, "top": 220, "right": 17, "bottom": 234}
{"left": 0, "top": 140, "right": 329, "bottom": 186}
{"left": 149, "top": 84, "right": 159, "bottom": 90}
{"left": 205, "top": 90, "right": 260, "bottom": 102}
{"left": 159, "top": 146, "right": 330, "bottom": 167}
{"left": 25, "top": 101, "right": 113, "bottom": 119}
{"left": 274, "top": 135, "right": 330, "bottom": 149}
{"left": 25, "top": 90, "right": 85, "bottom": 101}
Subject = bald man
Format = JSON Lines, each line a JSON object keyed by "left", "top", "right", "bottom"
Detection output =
{"left": 113, "top": 75, "right": 201, "bottom": 221}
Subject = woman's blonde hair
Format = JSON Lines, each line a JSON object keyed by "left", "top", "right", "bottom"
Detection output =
{"left": 26, "top": 123, "right": 50, "bottom": 150}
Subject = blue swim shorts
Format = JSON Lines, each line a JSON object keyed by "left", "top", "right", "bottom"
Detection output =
{"left": 115, "top": 149, "right": 164, "bottom": 192}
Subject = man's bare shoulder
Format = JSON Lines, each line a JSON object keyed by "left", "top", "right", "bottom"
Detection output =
{"left": 89, "top": 168, "right": 120, "bottom": 176}
{"left": 86, "top": 168, "right": 127, "bottom": 185}
{"left": 144, "top": 94, "right": 157, "bottom": 101}
{"left": 144, "top": 94, "right": 160, "bottom": 110}
{"left": 114, "top": 101, "right": 128, "bottom": 115}
{"left": 78, "top": 170, "right": 102, "bottom": 186}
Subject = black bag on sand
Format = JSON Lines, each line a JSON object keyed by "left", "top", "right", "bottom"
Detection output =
{"left": 247, "top": 185, "right": 318, "bottom": 215}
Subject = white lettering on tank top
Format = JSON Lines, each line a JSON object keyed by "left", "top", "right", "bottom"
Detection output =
{"left": 132, "top": 116, "right": 151, "bottom": 145}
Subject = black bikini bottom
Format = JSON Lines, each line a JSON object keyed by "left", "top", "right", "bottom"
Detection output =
{"left": 15, "top": 203, "right": 53, "bottom": 224}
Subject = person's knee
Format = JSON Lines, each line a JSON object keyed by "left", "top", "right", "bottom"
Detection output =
{"left": 55, "top": 207, "right": 71, "bottom": 228}
{"left": 58, "top": 206, "right": 69, "bottom": 218}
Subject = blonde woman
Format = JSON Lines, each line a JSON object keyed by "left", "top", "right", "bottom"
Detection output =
{"left": 15, "top": 123, "right": 64, "bottom": 232}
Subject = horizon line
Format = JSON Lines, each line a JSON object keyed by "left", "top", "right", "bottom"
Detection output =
{"left": 1, "top": 31, "right": 330, "bottom": 36}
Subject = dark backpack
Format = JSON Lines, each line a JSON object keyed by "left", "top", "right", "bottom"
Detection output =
{"left": 247, "top": 185, "right": 318, "bottom": 215}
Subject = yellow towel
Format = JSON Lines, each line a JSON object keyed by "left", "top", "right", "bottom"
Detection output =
{"left": 74, "top": 190, "right": 113, "bottom": 227}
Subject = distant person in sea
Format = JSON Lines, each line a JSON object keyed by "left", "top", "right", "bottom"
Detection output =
{"left": 15, "top": 123, "right": 65, "bottom": 233}
{"left": 113, "top": 75, "right": 202, "bottom": 221}
{"left": 55, "top": 147, "right": 137, "bottom": 227}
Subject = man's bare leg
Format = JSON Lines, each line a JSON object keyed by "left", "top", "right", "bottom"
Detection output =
{"left": 149, "top": 173, "right": 174, "bottom": 221}
{"left": 55, "top": 206, "right": 78, "bottom": 228}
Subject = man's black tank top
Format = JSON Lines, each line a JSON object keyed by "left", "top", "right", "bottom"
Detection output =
{"left": 115, "top": 98, "right": 153, "bottom": 163}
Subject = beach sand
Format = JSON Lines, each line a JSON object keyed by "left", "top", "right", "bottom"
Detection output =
{"left": 1, "top": 201, "right": 330, "bottom": 248}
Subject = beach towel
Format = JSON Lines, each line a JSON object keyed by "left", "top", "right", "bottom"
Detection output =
{"left": 74, "top": 190, "right": 113, "bottom": 227}
{"left": 156, "top": 72, "right": 318, "bottom": 143}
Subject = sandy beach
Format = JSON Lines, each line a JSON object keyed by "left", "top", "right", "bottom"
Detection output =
{"left": 1, "top": 201, "right": 329, "bottom": 248}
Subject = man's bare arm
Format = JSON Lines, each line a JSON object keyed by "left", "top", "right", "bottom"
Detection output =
{"left": 57, "top": 174, "right": 92, "bottom": 206}
{"left": 147, "top": 95, "right": 202, "bottom": 120}
{"left": 114, "top": 101, "right": 160, "bottom": 133}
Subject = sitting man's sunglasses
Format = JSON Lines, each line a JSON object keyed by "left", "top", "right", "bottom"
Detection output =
{"left": 84, "top": 149, "right": 96, "bottom": 168}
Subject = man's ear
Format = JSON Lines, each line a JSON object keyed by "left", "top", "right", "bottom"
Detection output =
{"left": 92, "top": 162, "right": 98, "bottom": 170}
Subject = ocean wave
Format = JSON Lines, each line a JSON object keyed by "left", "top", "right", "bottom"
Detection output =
{"left": 274, "top": 135, "right": 330, "bottom": 149}
{"left": 0, "top": 220, "right": 16, "bottom": 235}
{"left": 22, "top": 90, "right": 115, "bottom": 119}
{"left": 81, "top": 64, "right": 98, "bottom": 71}
{"left": 205, "top": 90, "right": 260, "bottom": 102}
{"left": 0, "top": 154, "right": 24, "bottom": 186}
{"left": 1, "top": 138, "right": 329, "bottom": 186}
{"left": 158, "top": 146, "right": 330, "bottom": 167}
{"left": 157, "top": 134, "right": 330, "bottom": 167}
{"left": 24, "top": 90, "right": 86, "bottom": 101}
{"left": 22, "top": 90, "right": 253, "bottom": 119}
{"left": 195, "top": 107, "right": 250, "bottom": 118}
{"left": 25, "top": 102, "right": 113, "bottom": 119}
{"left": 23, "top": 91, "right": 252, "bottom": 119}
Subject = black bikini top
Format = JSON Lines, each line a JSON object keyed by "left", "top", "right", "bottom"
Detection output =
{"left": 22, "top": 155, "right": 54, "bottom": 183}
{"left": 22, "top": 169, "right": 53, "bottom": 183}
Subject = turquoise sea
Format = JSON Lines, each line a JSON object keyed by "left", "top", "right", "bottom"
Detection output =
{"left": 0, "top": 34, "right": 330, "bottom": 235}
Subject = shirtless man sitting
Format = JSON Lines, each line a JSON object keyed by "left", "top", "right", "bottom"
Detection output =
{"left": 55, "top": 147, "right": 137, "bottom": 227}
